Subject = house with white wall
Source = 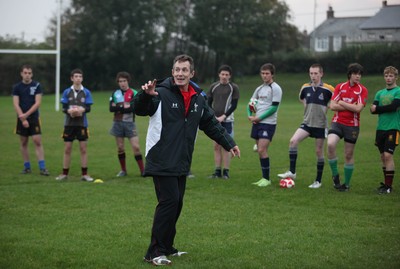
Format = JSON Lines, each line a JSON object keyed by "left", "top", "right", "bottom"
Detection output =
{"left": 309, "top": 1, "right": 400, "bottom": 52}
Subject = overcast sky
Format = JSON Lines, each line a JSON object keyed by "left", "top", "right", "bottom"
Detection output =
{"left": 0, "top": 0, "right": 398, "bottom": 42}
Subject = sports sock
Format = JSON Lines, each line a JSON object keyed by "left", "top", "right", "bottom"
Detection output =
{"left": 62, "top": 168, "right": 69, "bottom": 175}
{"left": 385, "top": 170, "right": 394, "bottom": 187}
{"left": 289, "top": 147, "right": 297, "bottom": 174}
{"left": 24, "top": 161, "right": 31, "bottom": 169}
{"left": 38, "top": 160, "right": 46, "bottom": 170}
{"left": 260, "top": 157, "right": 270, "bottom": 180}
{"left": 135, "top": 154, "right": 144, "bottom": 174}
{"left": 328, "top": 158, "right": 339, "bottom": 176}
{"left": 344, "top": 163, "right": 354, "bottom": 186}
{"left": 81, "top": 167, "right": 88, "bottom": 176}
{"left": 316, "top": 158, "right": 324, "bottom": 182}
{"left": 118, "top": 152, "right": 126, "bottom": 172}
{"left": 214, "top": 167, "right": 222, "bottom": 177}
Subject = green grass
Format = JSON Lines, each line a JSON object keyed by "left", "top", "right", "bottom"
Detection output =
{"left": 1, "top": 73, "right": 399, "bottom": 269}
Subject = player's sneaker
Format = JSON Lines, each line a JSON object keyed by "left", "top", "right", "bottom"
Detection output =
{"left": 255, "top": 178, "right": 271, "bottom": 187}
{"left": 55, "top": 174, "right": 68, "bottom": 181}
{"left": 151, "top": 255, "right": 172, "bottom": 266}
{"left": 332, "top": 175, "right": 341, "bottom": 189}
{"left": 40, "top": 169, "right": 50, "bottom": 176}
{"left": 277, "top": 171, "right": 296, "bottom": 180}
{"left": 81, "top": 175, "right": 94, "bottom": 182}
{"left": 170, "top": 250, "right": 188, "bottom": 257}
{"left": 187, "top": 171, "right": 195, "bottom": 178}
{"left": 377, "top": 182, "right": 392, "bottom": 194}
{"left": 21, "top": 168, "right": 32, "bottom": 174}
{"left": 208, "top": 172, "right": 222, "bottom": 179}
{"left": 116, "top": 170, "right": 127, "bottom": 177}
{"left": 222, "top": 170, "right": 230, "bottom": 179}
{"left": 337, "top": 184, "right": 349, "bottom": 192}
{"left": 308, "top": 181, "right": 322, "bottom": 189}
{"left": 252, "top": 178, "right": 265, "bottom": 185}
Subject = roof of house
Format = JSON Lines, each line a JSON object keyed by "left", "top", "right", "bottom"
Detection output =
{"left": 312, "top": 17, "right": 369, "bottom": 36}
{"left": 360, "top": 5, "right": 400, "bottom": 29}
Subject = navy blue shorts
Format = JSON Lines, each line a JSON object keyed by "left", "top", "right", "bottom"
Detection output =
{"left": 251, "top": 123, "right": 276, "bottom": 141}
{"left": 221, "top": 122, "right": 234, "bottom": 137}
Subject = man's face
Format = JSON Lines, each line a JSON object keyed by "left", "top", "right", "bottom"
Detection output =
{"left": 260, "top": 69, "right": 273, "bottom": 84}
{"left": 384, "top": 72, "right": 397, "bottom": 87}
{"left": 118, "top": 78, "right": 129, "bottom": 90}
{"left": 349, "top": 72, "right": 361, "bottom": 84}
{"left": 21, "top": 68, "right": 33, "bottom": 83}
{"left": 309, "top": 67, "right": 323, "bottom": 85}
{"left": 219, "top": 70, "right": 231, "bottom": 84}
{"left": 71, "top": 73, "right": 83, "bottom": 85}
{"left": 172, "top": 60, "right": 194, "bottom": 88}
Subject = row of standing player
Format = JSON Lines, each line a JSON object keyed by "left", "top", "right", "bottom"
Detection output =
{"left": 207, "top": 63, "right": 399, "bottom": 195}
{"left": 12, "top": 67, "right": 144, "bottom": 182}
{"left": 12, "top": 63, "right": 400, "bottom": 194}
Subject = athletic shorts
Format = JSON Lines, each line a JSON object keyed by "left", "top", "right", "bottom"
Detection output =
{"left": 328, "top": 122, "right": 359, "bottom": 144}
{"left": 221, "top": 122, "right": 234, "bottom": 137}
{"left": 110, "top": 121, "right": 138, "bottom": 138}
{"left": 300, "top": 123, "right": 327, "bottom": 139}
{"left": 62, "top": 126, "right": 89, "bottom": 142}
{"left": 375, "top": 129, "right": 399, "bottom": 154}
{"left": 251, "top": 123, "right": 276, "bottom": 142}
{"left": 15, "top": 117, "right": 42, "bottom": 136}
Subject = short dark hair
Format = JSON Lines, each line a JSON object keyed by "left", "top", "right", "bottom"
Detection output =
{"left": 260, "top": 63, "right": 275, "bottom": 75}
{"left": 347, "top": 63, "right": 363, "bottom": 79}
{"left": 310, "top": 63, "right": 323, "bottom": 73}
{"left": 173, "top": 54, "right": 194, "bottom": 72}
{"left": 70, "top": 68, "right": 83, "bottom": 77}
{"left": 116, "top": 71, "right": 131, "bottom": 83}
{"left": 20, "top": 64, "right": 33, "bottom": 72}
{"left": 218, "top": 64, "right": 232, "bottom": 75}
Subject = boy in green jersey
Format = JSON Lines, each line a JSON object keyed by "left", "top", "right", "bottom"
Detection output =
{"left": 370, "top": 66, "right": 400, "bottom": 194}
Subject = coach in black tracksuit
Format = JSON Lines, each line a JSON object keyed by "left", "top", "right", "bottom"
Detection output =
{"left": 135, "top": 55, "right": 240, "bottom": 265}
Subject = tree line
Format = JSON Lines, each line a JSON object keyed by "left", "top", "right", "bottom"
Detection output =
{"left": 1, "top": 0, "right": 399, "bottom": 95}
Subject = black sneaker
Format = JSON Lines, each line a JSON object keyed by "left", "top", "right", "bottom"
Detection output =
{"left": 208, "top": 171, "right": 222, "bottom": 178}
{"left": 377, "top": 182, "right": 392, "bottom": 194}
{"left": 332, "top": 175, "right": 340, "bottom": 189}
{"left": 168, "top": 247, "right": 188, "bottom": 257}
{"left": 40, "top": 169, "right": 50, "bottom": 176}
{"left": 222, "top": 169, "right": 230, "bottom": 179}
{"left": 21, "top": 168, "right": 32, "bottom": 174}
{"left": 337, "top": 184, "right": 349, "bottom": 192}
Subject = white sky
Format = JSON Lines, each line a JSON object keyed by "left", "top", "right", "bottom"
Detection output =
{"left": 0, "top": 0, "right": 399, "bottom": 42}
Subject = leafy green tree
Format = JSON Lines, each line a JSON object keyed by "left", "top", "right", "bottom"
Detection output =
{"left": 186, "top": 0, "right": 301, "bottom": 75}
{"left": 57, "top": 0, "right": 181, "bottom": 90}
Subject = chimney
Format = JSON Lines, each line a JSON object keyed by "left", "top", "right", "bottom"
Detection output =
{"left": 382, "top": 1, "right": 387, "bottom": 6}
{"left": 327, "top": 6, "right": 334, "bottom": 19}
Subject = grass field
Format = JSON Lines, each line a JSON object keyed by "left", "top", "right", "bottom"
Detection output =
{"left": 1, "top": 73, "right": 399, "bottom": 269}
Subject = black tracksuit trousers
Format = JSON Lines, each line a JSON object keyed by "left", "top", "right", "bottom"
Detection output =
{"left": 145, "top": 175, "right": 186, "bottom": 259}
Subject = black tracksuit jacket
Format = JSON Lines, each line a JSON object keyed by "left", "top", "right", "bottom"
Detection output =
{"left": 134, "top": 77, "right": 236, "bottom": 177}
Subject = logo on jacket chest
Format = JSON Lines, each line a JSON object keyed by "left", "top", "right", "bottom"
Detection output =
{"left": 171, "top": 103, "right": 178, "bottom": 108}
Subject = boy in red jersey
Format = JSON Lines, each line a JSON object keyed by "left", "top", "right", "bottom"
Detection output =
{"left": 327, "top": 63, "right": 368, "bottom": 191}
